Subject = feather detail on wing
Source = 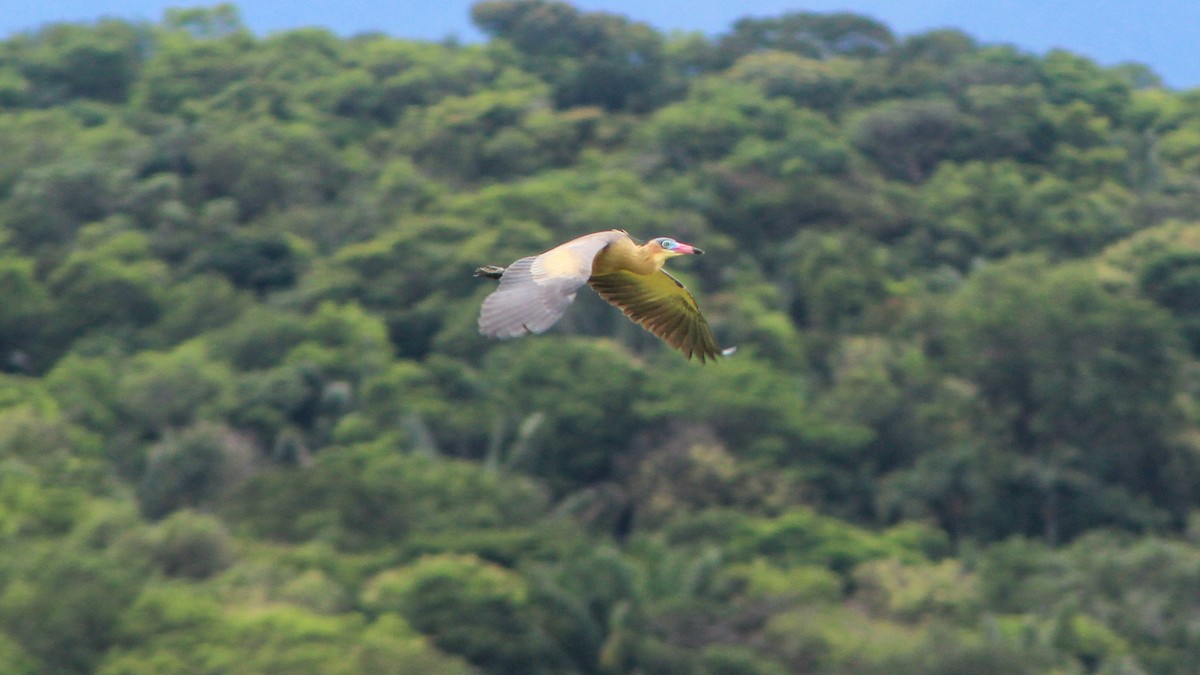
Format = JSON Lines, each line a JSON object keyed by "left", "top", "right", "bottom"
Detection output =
{"left": 588, "top": 269, "right": 721, "bottom": 362}
{"left": 478, "top": 231, "right": 627, "bottom": 339}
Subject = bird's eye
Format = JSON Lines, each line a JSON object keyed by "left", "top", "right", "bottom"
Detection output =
{"left": 660, "top": 239, "right": 676, "bottom": 249}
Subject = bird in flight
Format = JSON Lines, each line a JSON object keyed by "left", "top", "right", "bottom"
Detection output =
{"left": 476, "top": 229, "right": 727, "bottom": 362}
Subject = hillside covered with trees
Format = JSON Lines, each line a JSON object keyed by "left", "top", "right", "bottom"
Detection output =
{"left": 3, "top": 2, "right": 1200, "bottom": 672}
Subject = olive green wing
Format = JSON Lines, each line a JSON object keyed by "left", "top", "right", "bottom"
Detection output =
{"left": 589, "top": 269, "right": 720, "bottom": 362}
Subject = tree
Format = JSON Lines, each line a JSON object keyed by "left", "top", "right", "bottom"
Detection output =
{"left": 10, "top": 20, "right": 146, "bottom": 105}
{"left": 392, "top": 81, "right": 551, "bottom": 180}
{"left": 188, "top": 117, "right": 347, "bottom": 220}
{"left": 191, "top": 229, "right": 305, "bottom": 294}
{"left": 716, "top": 12, "right": 895, "bottom": 64}
{"left": 5, "top": 8, "right": 1200, "bottom": 673}
{"left": 1138, "top": 249, "right": 1200, "bottom": 353}
{"left": 934, "top": 257, "right": 1193, "bottom": 541}
{"left": 473, "top": 0, "right": 670, "bottom": 111}
{"left": 1038, "top": 50, "right": 1131, "bottom": 121}
{"left": 850, "top": 99, "right": 971, "bottom": 182}
{"left": 116, "top": 344, "right": 233, "bottom": 440}
{"left": 2, "top": 160, "right": 129, "bottom": 254}
{"left": 0, "top": 519, "right": 150, "bottom": 674}
{"left": 726, "top": 51, "right": 855, "bottom": 114}
{"left": 132, "top": 15, "right": 253, "bottom": 113}
{"left": 364, "top": 554, "right": 567, "bottom": 672}
{"left": 0, "top": 255, "right": 52, "bottom": 371}
{"left": 482, "top": 338, "right": 646, "bottom": 492}
{"left": 137, "top": 424, "right": 242, "bottom": 519}
{"left": 979, "top": 533, "right": 1200, "bottom": 671}
{"left": 42, "top": 227, "right": 168, "bottom": 362}
{"left": 145, "top": 509, "right": 233, "bottom": 578}
{"left": 228, "top": 443, "right": 548, "bottom": 549}
{"left": 101, "top": 585, "right": 475, "bottom": 674}
{"left": 645, "top": 80, "right": 795, "bottom": 169}
{"left": 784, "top": 231, "right": 892, "bottom": 332}
{"left": 916, "top": 160, "right": 1043, "bottom": 268}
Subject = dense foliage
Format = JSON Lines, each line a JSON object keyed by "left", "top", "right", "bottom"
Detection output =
{"left": 3, "top": 2, "right": 1200, "bottom": 672}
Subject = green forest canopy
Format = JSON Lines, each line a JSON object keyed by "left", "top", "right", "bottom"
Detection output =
{"left": 2, "top": 1, "right": 1200, "bottom": 672}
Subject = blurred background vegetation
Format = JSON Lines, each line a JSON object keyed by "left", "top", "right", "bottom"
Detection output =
{"left": 2, "top": 1, "right": 1200, "bottom": 672}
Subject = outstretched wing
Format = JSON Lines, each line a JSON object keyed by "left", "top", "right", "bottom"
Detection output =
{"left": 479, "top": 230, "right": 627, "bottom": 339}
{"left": 589, "top": 269, "right": 721, "bottom": 362}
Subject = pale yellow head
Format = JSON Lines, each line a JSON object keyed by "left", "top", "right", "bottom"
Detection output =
{"left": 645, "top": 237, "right": 704, "bottom": 266}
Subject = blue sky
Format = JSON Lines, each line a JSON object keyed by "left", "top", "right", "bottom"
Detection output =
{"left": 5, "top": 1, "right": 1198, "bottom": 89}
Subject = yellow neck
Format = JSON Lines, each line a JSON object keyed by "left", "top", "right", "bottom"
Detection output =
{"left": 594, "top": 239, "right": 673, "bottom": 276}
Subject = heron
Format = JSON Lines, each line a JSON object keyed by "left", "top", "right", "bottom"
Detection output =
{"left": 476, "top": 230, "right": 729, "bottom": 362}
